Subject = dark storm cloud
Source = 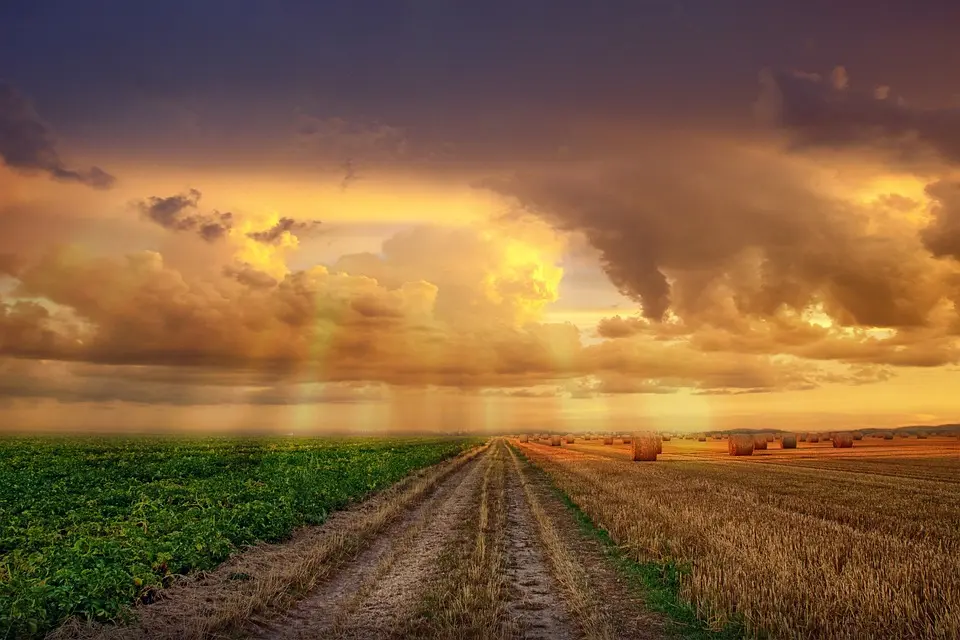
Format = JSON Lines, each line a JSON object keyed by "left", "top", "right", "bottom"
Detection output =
{"left": 922, "top": 181, "right": 960, "bottom": 260}
{"left": 757, "top": 67, "right": 960, "bottom": 266}
{"left": 3, "top": 2, "right": 959, "bottom": 168}
{"left": 485, "top": 138, "right": 948, "bottom": 328}
{"left": 138, "top": 188, "right": 201, "bottom": 228}
{"left": 247, "top": 217, "right": 323, "bottom": 245}
{"left": 758, "top": 67, "right": 960, "bottom": 164}
{"left": 136, "top": 189, "right": 234, "bottom": 242}
{"left": 137, "top": 190, "right": 322, "bottom": 245}
{"left": 0, "top": 83, "right": 116, "bottom": 188}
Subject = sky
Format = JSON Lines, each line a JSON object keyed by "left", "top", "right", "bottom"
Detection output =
{"left": 2, "top": 0, "right": 960, "bottom": 434}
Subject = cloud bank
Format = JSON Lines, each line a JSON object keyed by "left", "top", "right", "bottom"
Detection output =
{"left": 0, "top": 83, "right": 116, "bottom": 189}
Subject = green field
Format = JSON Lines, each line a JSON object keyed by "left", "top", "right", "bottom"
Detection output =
{"left": 0, "top": 436, "right": 476, "bottom": 638}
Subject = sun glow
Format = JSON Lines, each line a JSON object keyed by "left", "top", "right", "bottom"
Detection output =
{"left": 478, "top": 224, "right": 565, "bottom": 325}
{"left": 229, "top": 210, "right": 299, "bottom": 279}
{"left": 846, "top": 174, "right": 933, "bottom": 224}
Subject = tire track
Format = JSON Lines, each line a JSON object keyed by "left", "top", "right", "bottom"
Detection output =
{"left": 398, "top": 439, "right": 514, "bottom": 639}
{"left": 503, "top": 450, "right": 577, "bottom": 639}
{"left": 256, "top": 445, "right": 492, "bottom": 639}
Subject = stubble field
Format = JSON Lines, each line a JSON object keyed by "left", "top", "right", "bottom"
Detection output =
{"left": 514, "top": 435, "right": 960, "bottom": 639}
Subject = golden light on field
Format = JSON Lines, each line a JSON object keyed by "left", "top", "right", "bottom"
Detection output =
{"left": 512, "top": 431, "right": 960, "bottom": 636}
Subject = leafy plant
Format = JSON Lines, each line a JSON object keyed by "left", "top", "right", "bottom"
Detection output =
{"left": 0, "top": 436, "right": 476, "bottom": 638}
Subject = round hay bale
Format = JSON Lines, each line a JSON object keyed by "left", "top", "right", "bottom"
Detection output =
{"left": 697, "top": 435, "right": 706, "bottom": 442}
{"left": 661, "top": 434, "right": 672, "bottom": 441}
{"left": 631, "top": 433, "right": 659, "bottom": 461}
{"left": 519, "top": 434, "right": 529, "bottom": 443}
{"left": 550, "top": 435, "right": 562, "bottom": 446}
{"left": 781, "top": 434, "right": 797, "bottom": 449}
{"left": 883, "top": 432, "right": 894, "bottom": 440}
{"left": 621, "top": 437, "right": 632, "bottom": 444}
{"left": 728, "top": 434, "right": 754, "bottom": 456}
{"left": 799, "top": 433, "right": 808, "bottom": 442}
{"left": 832, "top": 432, "right": 854, "bottom": 448}
{"left": 656, "top": 436, "right": 663, "bottom": 454}
{"left": 917, "top": 432, "right": 928, "bottom": 439}
{"left": 602, "top": 437, "right": 613, "bottom": 445}
{"left": 753, "top": 435, "right": 768, "bottom": 450}
{"left": 852, "top": 431, "right": 863, "bottom": 441}
{"left": 808, "top": 434, "right": 820, "bottom": 443}
{"left": 765, "top": 434, "right": 774, "bottom": 442}
{"left": 565, "top": 435, "right": 575, "bottom": 444}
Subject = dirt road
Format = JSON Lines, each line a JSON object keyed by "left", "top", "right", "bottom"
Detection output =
{"left": 57, "top": 439, "right": 664, "bottom": 640}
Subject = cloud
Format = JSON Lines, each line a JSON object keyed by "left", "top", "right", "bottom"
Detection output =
{"left": 756, "top": 67, "right": 960, "bottom": 165}
{"left": 0, "top": 297, "right": 82, "bottom": 359}
{"left": 6, "top": 151, "right": 958, "bottom": 407}
{"left": 484, "top": 139, "right": 952, "bottom": 329}
{"left": 2, "top": 221, "right": 897, "bottom": 401}
{"left": 480, "top": 386, "right": 563, "bottom": 398}
{"left": 222, "top": 263, "right": 278, "bottom": 289}
{"left": 247, "top": 216, "right": 323, "bottom": 245}
{"left": 568, "top": 374, "right": 679, "bottom": 396}
{"left": 596, "top": 315, "right": 647, "bottom": 339}
{"left": 922, "top": 180, "right": 960, "bottom": 260}
{"left": 0, "top": 83, "right": 116, "bottom": 189}
{"left": 0, "top": 229, "right": 576, "bottom": 389}
{"left": 0, "top": 358, "right": 389, "bottom": 406}
{"left": 137, "top": 189, "right": 325, "bottom": 261}
{"left": 682, "top": 314, "right": 960, "bottom": 368}
{"left": 136, "top": 189, "right": 234, "bottom": 242}
{"left": 332, "top": 224, "right": 565, "bottom": 327}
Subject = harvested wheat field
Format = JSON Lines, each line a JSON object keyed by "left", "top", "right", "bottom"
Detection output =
{"left": 516, "top": 435, "right": 960, "bottom": 639}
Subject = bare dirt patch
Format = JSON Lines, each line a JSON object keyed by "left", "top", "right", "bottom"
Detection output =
{"left": 503, "top": 453, "right": 577, "bottom": 639}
